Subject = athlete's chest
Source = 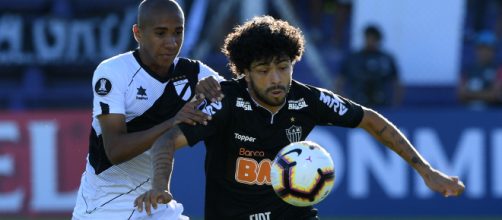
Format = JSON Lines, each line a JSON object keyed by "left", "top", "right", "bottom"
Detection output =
{"left": 229, "top": 101, "right": 316, "bottom": 153}
{"left": 124, "top": 72, "right": 197, "bottom": 116}
{"left": 219, "top": 99, "right": 316, "bottom": 187}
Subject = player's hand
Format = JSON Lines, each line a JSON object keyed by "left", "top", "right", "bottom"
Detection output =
{"left": 134, "top": 189, "right": 173, "bottom": 216}
{"left": 173, "top": 94, "right": 211, "bottom": 126}
{"left": 196, "top": 76, "right": 224, "bottom": 103}
{"left": 422, "top": 167, "right": 465, "bottom": 197}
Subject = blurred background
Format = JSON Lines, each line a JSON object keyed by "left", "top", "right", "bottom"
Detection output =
{"left": 0, "top": 0, "right": 501, "bottom": 219}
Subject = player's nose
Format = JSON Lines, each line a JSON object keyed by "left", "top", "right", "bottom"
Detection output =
{"left": 269, "top": 70, "right": 281, "bottom": 84}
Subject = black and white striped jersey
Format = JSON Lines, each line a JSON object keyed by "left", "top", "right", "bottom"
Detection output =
{"left": 84, "top": 50, "right": 222, "bottom": 197}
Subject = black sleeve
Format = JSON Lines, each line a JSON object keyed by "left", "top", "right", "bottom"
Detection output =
{"left": 178, "top": 97, "right": 229, "bottom": 147}
{"left": 311, "top": 86, "right": 364, "bottom": 128}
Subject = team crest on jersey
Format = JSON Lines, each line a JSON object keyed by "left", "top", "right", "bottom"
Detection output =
{"left": 288, "top": 98, "right": 308, "bottom": 110}
{"left": 136, "top": 86, "right": 148, "bottom": 100}
{"left": 94, "top": 78, "right": 112, "bottom": 96}
{"left": 173, "top": 79, "right": 192, "bottom": 101}
{"left": 285, "top": 125, "right": 302, "bottom": 143}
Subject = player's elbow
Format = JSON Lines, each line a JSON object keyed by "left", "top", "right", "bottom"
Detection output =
{"left": 106, "top": 151, "right": 122, "bottom": 165}
{"left": 103, "top": 140, "right": 126, "bottom": 165}
{"left": 358, "top": 107, "right": 384, "bottom": 132}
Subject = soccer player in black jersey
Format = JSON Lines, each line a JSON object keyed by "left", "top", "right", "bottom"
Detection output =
{"left": 134, "top": 16, "right": 465, "bottom": 220}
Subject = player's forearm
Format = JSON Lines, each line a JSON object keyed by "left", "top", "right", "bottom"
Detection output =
{"left": 151, "top": 130, "right": 176, "bottom": 191}
{"left": 104, "top": 118, "right": 177, "bottom": 164}
{"left": 359, "top": 108, "right": 431, "bottom": 176}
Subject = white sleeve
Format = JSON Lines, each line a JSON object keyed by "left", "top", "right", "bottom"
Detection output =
{"left": 197, "top": 61, "right": 225, "bottom": 82}
{"left": 91, "top": 63, "right": 127, "bottom": 118}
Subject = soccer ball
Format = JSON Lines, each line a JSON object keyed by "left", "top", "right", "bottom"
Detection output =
{"left": 271, "top": 141, "right": 335, "bottom": 207}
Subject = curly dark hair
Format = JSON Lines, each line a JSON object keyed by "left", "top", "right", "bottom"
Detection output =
{"left": 221, "top": 16, "right": 305, "bottom": 77}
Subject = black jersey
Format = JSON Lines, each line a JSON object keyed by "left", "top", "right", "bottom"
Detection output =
{"left": 179, "top": 78, "right": 364, "bottom": 220}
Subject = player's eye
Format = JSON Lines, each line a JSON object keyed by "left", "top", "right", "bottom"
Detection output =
{"left": 155, "top": 31, "right": 165, "bottom": 37}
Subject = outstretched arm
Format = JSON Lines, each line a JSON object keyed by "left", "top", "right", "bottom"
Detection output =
{"left": 358, "top": 107, "right": 465, "bottom": 197}
{"left": 134, "top": 126, "right": 188, "bottom": 215}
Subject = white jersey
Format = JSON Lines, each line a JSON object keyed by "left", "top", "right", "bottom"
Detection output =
{"left": 73, "top": 50, "right": 222, "bottom": 219}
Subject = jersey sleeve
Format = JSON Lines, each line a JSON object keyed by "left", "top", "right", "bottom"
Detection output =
{"left": 91, "top": 63, "right": 128, "bottom": 118}
{"left": 178, "top": 96, "right": 230, "bottom": 147}
{"left": 197, "top": 61, "right": 225, "bottom": 82}
{"left": 312, "top": 87, "right": 364, "bottom": 128}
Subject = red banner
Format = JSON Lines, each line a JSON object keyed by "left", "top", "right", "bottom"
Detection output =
{"left": 0, "top": 111, "right": 90, "bottom": 215}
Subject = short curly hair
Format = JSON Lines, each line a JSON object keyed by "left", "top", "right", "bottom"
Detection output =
{"left": 221, "top": 16, "right": 305, "bottom": 77}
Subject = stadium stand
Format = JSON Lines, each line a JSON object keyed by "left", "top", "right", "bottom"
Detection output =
{"left": 0, "top": 0, "right": 500, "bottom": 110}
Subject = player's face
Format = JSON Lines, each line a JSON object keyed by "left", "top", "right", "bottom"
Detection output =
{"left": 134, "top": 10, "right": 184, "bottom": 74}
{"left": 364, "top": 35, "right": 380, "bottom": 51}
{"left": 476, "top": 45, "right": 494, "bottom": 64}
{"left": 245, "top": 56, "right": 292, "bottom": 111}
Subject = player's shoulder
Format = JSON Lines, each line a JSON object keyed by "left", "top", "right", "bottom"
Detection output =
{"left": 176, "top": 57, "right": 216, "bottom": 70}
{"left": 94, "top": 51, "right": 138, "bottom": 78}
{"left": 176, "top": 57, "right": 200, "bottom": 66}
{"left": 220, "top": 78, "right": 242, "bottom": 92}
{"left": 176, "top": 57, "right": 220, "bottom": 78}
{"left": 217, "top": 78, "right": 248, "bottom": 101}
{"left": 291, "top": 80, "right": 322, "bottom": 96}
{"left": 98, "top": 51, "right": 135, "bottom": 68}
{"left": 290, "top": 80, "right": 341, "bottom": 103}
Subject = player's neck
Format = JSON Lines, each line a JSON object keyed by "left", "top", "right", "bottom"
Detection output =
{"left": 138, "top": 49, "right": 173, "bottom": 77}
{"left": 247, "top": 89, "right": 285, "bottom": 114}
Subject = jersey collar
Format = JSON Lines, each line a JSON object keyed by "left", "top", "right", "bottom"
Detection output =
{"left": 133, "top": 49, "right": 176, "bottom": 83}
{"left": 238, "top": 78, "right": 288, "bottom": 124}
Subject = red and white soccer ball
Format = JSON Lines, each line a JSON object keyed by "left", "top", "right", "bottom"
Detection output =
{"left": 271, "top": 141, "right": 335, "bottom": 207}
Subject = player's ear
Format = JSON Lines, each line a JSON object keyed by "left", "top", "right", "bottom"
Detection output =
{"left": 132, "top": 24, "right": 141, "bottom": 43}
{"left": 244, "top": 69, "right": 251, "bottom": 82}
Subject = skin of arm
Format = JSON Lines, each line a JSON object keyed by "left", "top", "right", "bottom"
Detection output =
{"left": 150, "top": 126, "right": 188, "bottom": 191}
{"left": 358, "top": 107, "right": 430, "bottom": 173}
{"left": 99, "top": 114, "right": 180, "bottom": 164}
{"left": 357, "top": 107, "right": 465, "bottom": 196}
{"left": 134, "top": 126, "right": 188, "bottom": 214}
{"left": 100, "top": 95, "right": 207, "bottom": 165}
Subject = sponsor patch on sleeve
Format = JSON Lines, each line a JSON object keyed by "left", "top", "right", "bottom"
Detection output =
{"left": 94, "top": 78, "right": 112, "bottom": 96}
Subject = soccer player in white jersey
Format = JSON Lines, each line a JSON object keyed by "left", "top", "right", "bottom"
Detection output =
{"left": 72, "top": 0, "right": 223, "bottom": 219}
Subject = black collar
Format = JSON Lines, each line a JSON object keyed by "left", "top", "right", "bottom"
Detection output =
{"left": 133, "top": 49, "right": 175, "bottom": 83}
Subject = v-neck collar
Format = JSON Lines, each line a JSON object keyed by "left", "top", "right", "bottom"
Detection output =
{"left": 133, "top": 49, "right": 176, "bottom": 83}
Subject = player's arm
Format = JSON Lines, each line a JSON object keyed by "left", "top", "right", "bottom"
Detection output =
{"left": 357, "top": 107, "right": 465, "bottom": 197}
{"left": 100, "top": 96, "right": 208, "bottom": 164}
{"left": 196, "top": 61, "right": 225, "bottom": 102}
{"left": 133, "top": 126, "right": 188, "bottom": 215}
{"left": 196, "top": 76, "right": 224, "bottom": 103}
